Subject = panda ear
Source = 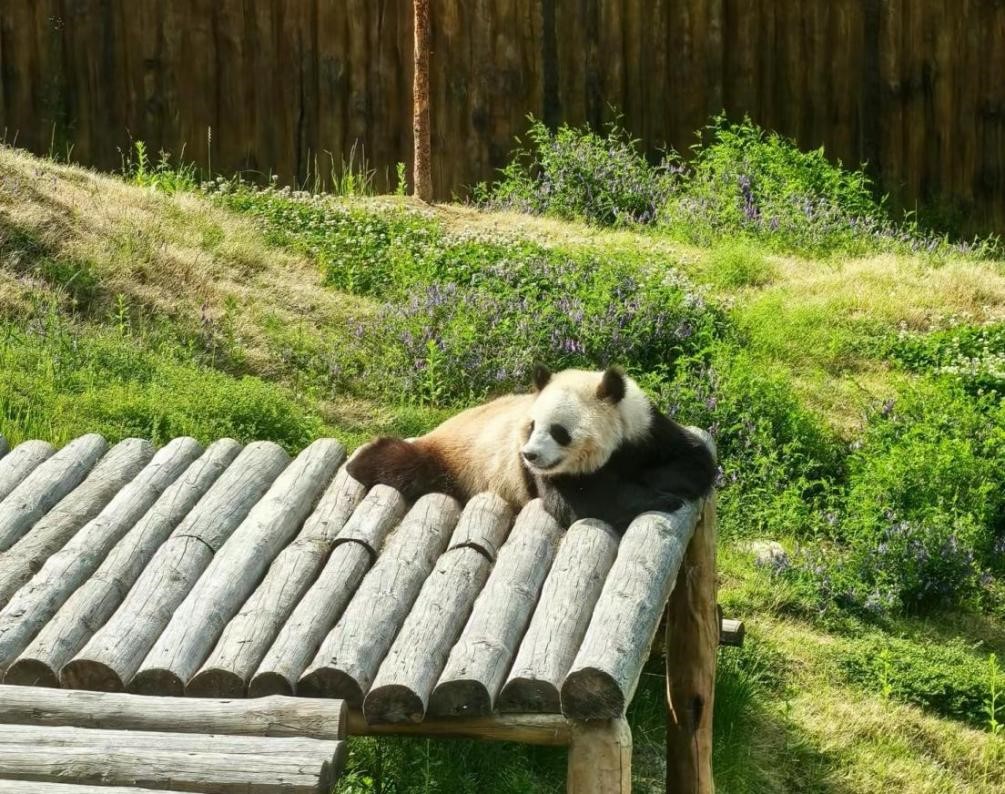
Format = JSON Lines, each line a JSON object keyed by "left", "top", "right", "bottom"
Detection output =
{"left": 597, "top": 367, "right": 626, "bottom": 403}
{"left": 532, "top": 363, "right": 552, "bottom": 391}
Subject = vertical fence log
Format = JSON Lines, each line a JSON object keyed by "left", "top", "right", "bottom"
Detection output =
{"left": 412, "top": 0, "right": 432, "bottom": 201}
{"left": 131, "top": 439, "right": 343, "bottom": 695}
{"left": 0, "top": 441, "right": 54, "bottom": 503}
{"left": 664, "top": 496, "right": 717, "bottom": 794}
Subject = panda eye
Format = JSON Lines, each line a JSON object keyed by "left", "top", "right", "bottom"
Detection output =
{"left": 550, "top": 424, "right": 572, "bottom": 446}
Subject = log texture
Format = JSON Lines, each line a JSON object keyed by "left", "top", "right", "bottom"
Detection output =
{"left": 0, "top": 438, "right": 153, "bottom": 608}
{"left": 566, "top": 718, "right": 632, "bottom": 794}
{"left": 720, "top": 617, "right": 746, "bottom": 647}
{"left": 298, "top": 493, "right": 460, "bottom": 706}
{"left": 0, "top": 440, "right": 54, "bottom": 502}
{"left": 347, "top": 710, "right": 572, "bottom": 747}
{"left": 0, "top": 684, "right": 346, "bottom": 741}
{"left": 0, "top": 782, "right": 182, "bottom": 794}
{"left": 363, "top": 494, "right": 512, "bottom": 724}
{"left": 3, "top": 2, "right": 1002, "bottom": 232}
{"left": 132, "top": 438, "right": 343, "bottom": 695}
{"left": 665, "top": 497, "right": 718, "bottom": 794}
{"left": 0, "top": 434, "right": 107, "bottom": 551}
{"left": 498, "top": 518, "right": 619, "bottom": 713}
{"left": 0, "top": 438, "right": 202, "bottom": 676}
{"left": 247, "top": 484, "right": 408, "bottom": 697}
{"left": 10, "top": 441, "right": 239, "bottom": 688}
{"left": 61, "top": 441, "right": 289, "bottom": 692}
{"left": 561, "top": 502, "right": 700, "bottom": 719}
{"left": 430, "top": 499, "right": 562, "bottom": 717}
{"left": 0, "top": 725, "right": 340, "bottom": 794}
{"left": 187, "top": 454, "right": 366, "bottom": 698}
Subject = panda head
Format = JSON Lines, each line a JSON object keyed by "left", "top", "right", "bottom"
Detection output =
{"left": 520, "top": 365, "right": 652, "bottom": 476}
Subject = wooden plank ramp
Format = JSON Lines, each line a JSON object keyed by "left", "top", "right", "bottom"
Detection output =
{"left": 0, "top": 431, "right": 713, "bottom": 793}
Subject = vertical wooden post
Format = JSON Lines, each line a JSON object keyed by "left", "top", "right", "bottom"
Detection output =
{"left": 567, "top": 718, "right": 632, "bottom": 794}
{"left": 412, "top": 0, "right": 433, "bottom": 202}
{"left": 665, "top": 496, "right": 717, "bottom": 794}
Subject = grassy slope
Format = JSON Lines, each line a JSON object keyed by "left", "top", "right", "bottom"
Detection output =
{"left": 2, "top": 148, "right": 1004, "bottom": 793}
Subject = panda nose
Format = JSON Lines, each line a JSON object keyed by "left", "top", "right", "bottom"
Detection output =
{"left": 522, "top": 451, "right": 539, "bottom": 463}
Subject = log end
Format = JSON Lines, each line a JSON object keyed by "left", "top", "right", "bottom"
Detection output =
{"left": 4, "top": 657, "right": 59, "bottom": 688}
{"left": 428, "top": 679, "right": 492, "bottom": 718}
{"left": 560, "top": 667, "right": 626, "bottom": 721}
{"left": 363, "top": 684, "right": 425, "bottom": 725}
{"left": 248, "top": 671, "right": 295, "bottom": 698}
{"left": 186, "top": 668, "right": 246, "bottom": 698}
{"left": 128, "top": 667, "right": 185, "bottom": 697}
{"left": 59, "top": 659, "right": 126, "bottom": 692}
{"left": 497, "top": 678, "right": 562, "bottom": 714}
{"left": 298, "top": 667, "right": 364, "bottom": 708}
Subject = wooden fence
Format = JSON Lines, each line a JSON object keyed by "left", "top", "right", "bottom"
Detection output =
{"left": 1, "top": 1, "right": 1002, "bottom": 232}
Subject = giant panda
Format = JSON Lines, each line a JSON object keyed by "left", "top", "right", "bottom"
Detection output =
{"left": 346, "top": 365, "right": 716, "bottom": 532}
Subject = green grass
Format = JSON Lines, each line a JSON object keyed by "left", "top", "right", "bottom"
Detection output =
{"left": 3, "top": 134, "right": 1005, "bottom": 793}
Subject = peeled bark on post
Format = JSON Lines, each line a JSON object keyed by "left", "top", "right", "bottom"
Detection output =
{"left": 664, "top": 496, "right": 718, "bottom": 794}
{"left": 412, "top": 0, "right": 433, "bottom": 202}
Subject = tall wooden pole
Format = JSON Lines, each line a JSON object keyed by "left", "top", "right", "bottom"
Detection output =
{"left": 665, "top": 496, "right": 718, "bottom": 794}
{"left": 412, "top": 0, "right": 433, "bottom": 203}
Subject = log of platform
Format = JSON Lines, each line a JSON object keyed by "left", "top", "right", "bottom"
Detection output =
{"left": 0, "top": 440, "right": 54, "bottom": 502}
{"left": 0, "top": 782, "right": 182, "bottom": 793}
{"left": 237, "top": 484, "right": 407, "bottom": 698}
{"left": 363, "top": 494, "right": 512, "bottom": 724}
{"left": 720, "top": 617, "right": 746, "bottom": 647}
{"left": 0, "top": 438, "right": 154, "bottom": 608}
{"left": 0, "top": 434, "right": 107, "bottom": 551}
{"left": 298, "top": 493, "right": 460, "bottom": 706}
{"left": 132, "top": 439, "right": 343, "bottom": 695}
{"left": 0, "top": 685, "right": 347, "bottom": 740}
{"left": 445, "top": 491, "right": 513, "bottom": 559}
{"left": 664, "top": 497, "right": 718, "bottom": 794}
{"left": 497, "top": 518, "right": 619, "bottom": 713}
{"left": 0, "top": 439, "right": 203, "bottom": 676}
{"left": 430, "top": 500, "right": 563, "bottom": 718}
{"left": 347, "top": 709, "right": 573, "bottom": 746}
{"left": 60, "top": 441, "right": 289, "bottom": 692}
{"left": 560, "top": 503, "right": 698, "bottom": 719}
{"left": 9, "top": 441, "right": 238, "bottom": 688}
{"left": 187, "top": 455, "right": 370, "bottom": 698}
{"left": 0, "top": 725, "right": 340, "bottom": 794}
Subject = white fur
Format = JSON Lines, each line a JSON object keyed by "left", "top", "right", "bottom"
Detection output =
{"left": 521, "top": 369, "right": 652, "bottom": 476}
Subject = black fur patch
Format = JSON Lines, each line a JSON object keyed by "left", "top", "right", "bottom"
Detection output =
{"left": 535, "top": 403, "right": 716, "bottom": 533}
{"left": 532, "top": 364, "right": 552, "bottom": 391}
{"left": 346, "top": 438, "right": 462, "bottom": 501}
{"left": 596, "top": 367, "right": 626, "bottom": 403}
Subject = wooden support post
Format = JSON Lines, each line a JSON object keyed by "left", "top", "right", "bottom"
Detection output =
{"left": 566, "top": 718, "right": 632, "bottom": 794}
{"left": 665, "top": 496, "right": 717, "bottom": 794}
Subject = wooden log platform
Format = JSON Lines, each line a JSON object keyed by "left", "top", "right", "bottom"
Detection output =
{"left": 0, "top": 431, "right": 717, "bottom": 793}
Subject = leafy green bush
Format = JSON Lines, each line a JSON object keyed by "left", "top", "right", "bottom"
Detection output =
{"left": 792, "top": 381, "right": 1005, "bottom": 615}
{"left": 837, "top": 634, "right": 1002, "bottom": 728}
{"left": 474, "top": 118, "right": 675, "bottom": 225}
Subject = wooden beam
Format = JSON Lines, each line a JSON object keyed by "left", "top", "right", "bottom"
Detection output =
{"left": 664, "top": 496, "right": 718, "bottom": 794}
{"left": 720, "top": 617, "right": 745, "bottom": 648}
{"left": 0, "top": 440, "right": 54, "bottom": 503}
{"left": 566, "top": 718, "right": 632, "bottom": 794}
{"left": 0, "top": 782, "right": 183, "bottom": 793}
{"left": 0, "top": 685, "right": 347, "bottom": 741}
{"left": 347, "top": 709, "right": 572, "bottom": 747}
